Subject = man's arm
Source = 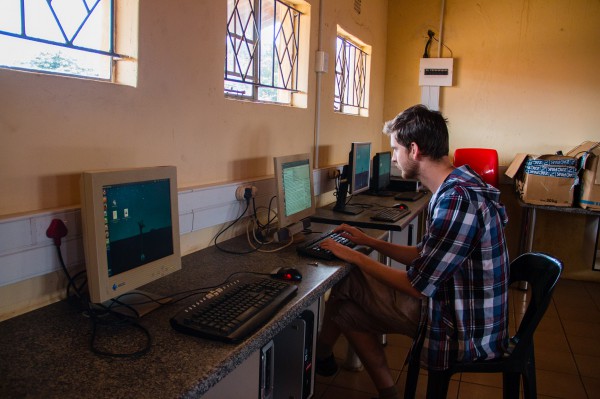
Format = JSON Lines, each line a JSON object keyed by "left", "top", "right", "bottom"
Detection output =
{"left": 319, "top": 236, "right": 424, "bottom": 299}
{"left": 330, "top": 224, "right": 420, "bottom": 266}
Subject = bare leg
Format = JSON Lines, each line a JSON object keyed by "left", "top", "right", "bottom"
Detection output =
{"left": 344, "top": 329, "right": 394, "bottom": 389}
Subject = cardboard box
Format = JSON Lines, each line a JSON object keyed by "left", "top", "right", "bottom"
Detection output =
{"left": 505, "top": 153, "right": 578, "bottom": 207}
{"left": 566, "top": 141, "right": 600, "bottom": 210}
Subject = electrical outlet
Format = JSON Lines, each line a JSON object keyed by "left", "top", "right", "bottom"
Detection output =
{"left": 235, "top": 185, "right": 258, "bottom": 201}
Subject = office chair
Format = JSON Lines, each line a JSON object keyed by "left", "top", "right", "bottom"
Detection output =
{"left": 453, "top": 148, "right": 499, "bottom": 187}
{"left": 403, "top": 252, "right": 563, "bottom": 399}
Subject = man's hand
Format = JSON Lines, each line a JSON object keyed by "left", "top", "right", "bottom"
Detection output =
{"left": 331, "top": 224, "right": 372, "bottom": 246}
{"left": 319, "top": 237, "right": 360, "bottom": 264}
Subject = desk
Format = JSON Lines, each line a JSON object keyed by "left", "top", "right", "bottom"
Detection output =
{"left": 311, "top": 192, "right": 431, "bottom": 233}
{"left": 0, "top": 225, "right": 382, "bottom": 399}
{"left": 518, "top": 200, "right": 600, "bottom": 270}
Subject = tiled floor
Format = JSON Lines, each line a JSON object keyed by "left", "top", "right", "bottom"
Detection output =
{"left": 313, "top": 278, "right": 600, "bottom": 399}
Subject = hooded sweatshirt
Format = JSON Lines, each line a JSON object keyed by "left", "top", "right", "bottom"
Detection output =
{"left": 408, "top": 165, "right": 510, "bottom": 370}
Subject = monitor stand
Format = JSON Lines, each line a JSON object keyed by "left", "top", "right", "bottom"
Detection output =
{"left": 104, "top": 290, "right": 172, "bottom": 318}
{"left": 333, "top": 182, "right": 364, "bottom": 215}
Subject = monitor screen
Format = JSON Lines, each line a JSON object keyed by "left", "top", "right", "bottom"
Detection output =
{"left": 349, "top": 142, "right": 372, "bottom": 195}
{"left": 274, "top": 153, "right": 316, "bottom": 232}
{"left": 372, "top": 151, "right": 391, "bottom": 192}
{"left": 333, "top": 142, "right": 372, "bottom": 215}
{"left": 80, "top": 166, "right": 181, "bottom": 315}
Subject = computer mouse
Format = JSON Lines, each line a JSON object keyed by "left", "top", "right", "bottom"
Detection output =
{"left": 393, "top": 203, "right": 408, "bottom": 209}
{"left": 271, "top": 267, "right": 302, "bottom": 282}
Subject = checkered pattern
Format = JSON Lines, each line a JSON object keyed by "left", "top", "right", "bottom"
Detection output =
{"left": 408, "top": 165, "right": 510, "bottom": 370}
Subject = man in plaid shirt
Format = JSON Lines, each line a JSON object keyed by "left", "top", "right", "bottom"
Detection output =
{"left": 315, "top": 105, "right": 510, "bottom": 399}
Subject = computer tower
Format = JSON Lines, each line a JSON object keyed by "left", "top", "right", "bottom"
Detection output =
{"left": 272, "top": 301, "right": 318, "bottom": 399}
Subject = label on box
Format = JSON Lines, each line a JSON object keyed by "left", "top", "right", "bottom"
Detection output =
{"left": 524, "top": 159, "right": 577, "bottom": 178}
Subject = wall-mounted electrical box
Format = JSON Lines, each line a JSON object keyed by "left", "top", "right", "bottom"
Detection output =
{"left": 419, "top": 58, "right": 454, "bottom": 87}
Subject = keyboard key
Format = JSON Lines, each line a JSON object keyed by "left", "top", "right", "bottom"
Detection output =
{"left": 370, "top": 206, "right": 411, "bottom": 222}
{"left": 170, "top": 276, "right": 297, "bottom": 342}
{"left": 296, "top": 231, "right": 356, "bottom": 260}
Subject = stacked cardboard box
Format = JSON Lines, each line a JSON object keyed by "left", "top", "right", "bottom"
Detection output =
{"left": 505, "top": 153, "right": 578, "bottom": 207}
{"left": 567, "top": 141, "right": 600, "bottom": 211}
{"left": 506, "top": 141, "right": 600, "bottom": 210}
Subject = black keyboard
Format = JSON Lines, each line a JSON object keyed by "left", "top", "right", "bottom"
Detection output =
{"left": 170, "top": 276, "right": 297, "bottom": 342}
{"left": 296, "top": 231, "right": 356, "bottom": 260}
{"left": 394, "top": 191, "right": 425, "bottom": 201}
{"left": 371, "top": 206, "right": 411, "bottom": 222}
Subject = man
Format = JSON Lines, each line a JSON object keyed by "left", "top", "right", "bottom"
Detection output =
{"left": 316, "top": 105, "right": 510, "bottom": 399}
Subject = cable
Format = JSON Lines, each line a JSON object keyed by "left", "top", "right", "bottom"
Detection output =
{"left": 433, "top": 36, "right": 453, "bottom": 58}
{"left": 86, "top": 304, "right": 152, "bottom": 358}
{"left": 47, "top": 220, "right": 153, "bottom": 358}
{"left": 423, "top": 30, "right": 435, "bottom": 58}
{"left": 53, "top": 245, "right": 87, "bottom": 302}
{"left": 252, "top": 195, "right": 277, "bottom": 229}
{"left": 246, "top": 218, "right": 295, "bottom": 252}
{"left": 214, "top": 197, "right": 263, "bottom": 255}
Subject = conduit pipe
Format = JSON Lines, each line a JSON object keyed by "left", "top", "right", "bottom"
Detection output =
{"left": 438, "top": 0, "right": 446, "bottom": 57}
{"left": 313, "top": 0, "right": 325, "bottom": 168}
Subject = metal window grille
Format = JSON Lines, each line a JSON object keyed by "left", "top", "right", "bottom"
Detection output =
{"left": 0, "top": 0, "right": 123, "bottom": 57}
{"left": 0, "top": 0, "right": 123, "bottom": 79}
{"left": 225, "top": 0, "right": 302, "bottom": 102}
{"left": 334, "top": 36, "right": 368, "bottom": 115}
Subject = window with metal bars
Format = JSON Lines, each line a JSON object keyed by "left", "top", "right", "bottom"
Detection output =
{"left": 334, "top": 34, "right": 370, "bottom": 116}
{"left": 0, "top": 0, "right": 136, "bottom": 84}
{"left": 225, "top": 0, "right": 306, "bottom": 105}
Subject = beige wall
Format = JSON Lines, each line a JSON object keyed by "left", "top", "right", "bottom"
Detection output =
{"left": 0, "top": 0, "right": 390, "bottom": 218}
{"left": 1, "top": 0, "right": 600, "bottom": 317}
{"left": 384, "top": 0, "right": 600, "bottom": 280}
{"left": 385, "top": 0, "right": 600, "bottom": 164}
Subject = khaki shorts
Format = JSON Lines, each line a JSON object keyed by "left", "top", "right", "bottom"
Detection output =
{"left": 324, "top": 268, "right": 422, "bottom": 338}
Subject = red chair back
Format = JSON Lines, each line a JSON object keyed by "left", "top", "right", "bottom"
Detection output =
{"left": 453, "top": 148, "right": 499, "bottom": 187}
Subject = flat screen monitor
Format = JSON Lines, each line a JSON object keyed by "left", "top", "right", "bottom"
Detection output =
{"left": 349, "top": 142, "right": 372, "bottom": 195}
{"left": 371, "top": 151, "right": 391, "bottom": 193}
{"left": 80, "top": 166, "right": 181, "bottom": 317}
{"left": 334, "top": 142, "right": 372, "bottom": 214}
{"left": 274, "top": 153, "right": 316, "bottom": 238}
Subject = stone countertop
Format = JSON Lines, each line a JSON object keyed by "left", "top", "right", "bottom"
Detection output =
{"left": 0, "top": 228, "right": 361, "bottom": 399}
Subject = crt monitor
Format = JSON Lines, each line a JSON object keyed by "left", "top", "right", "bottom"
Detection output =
{"left": 371, "top": 151, "right": 391, "bottom": 193}
{"left": 80, "top": 166, "right": 181, "bottom": 317}
{"left": 334, "top": 142, "right": 372, "bottom": 214}
{"left": 274, "top": 153, "right": 316, "bottom": 239}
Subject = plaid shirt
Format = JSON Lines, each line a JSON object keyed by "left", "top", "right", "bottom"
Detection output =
{"left": 407, "top": 165, "right": 510, "bottom": 370}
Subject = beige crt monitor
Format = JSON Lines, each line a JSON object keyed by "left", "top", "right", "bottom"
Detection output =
{"left": 273, "top": 153, "right": 316, "bottom": 240}
{"left": 80, "top": 166, "right": 181, "bottom": 316}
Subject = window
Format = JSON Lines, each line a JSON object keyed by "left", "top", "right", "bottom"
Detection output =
{"left": 0, "top": 1, "right": 138, "bottom": 86}
{"left": 225, "top": 0, "right": 310, "bottom": 107}
{"left": 334, "top": 27, "right": 370, "bottom": 116}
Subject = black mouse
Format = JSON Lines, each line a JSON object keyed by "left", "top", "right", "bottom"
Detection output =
{"left": 394, "top": 203, "right": 408, "bottom": 209}
{"left": 271, "top": 267, "right": 302, "bottom": 282}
